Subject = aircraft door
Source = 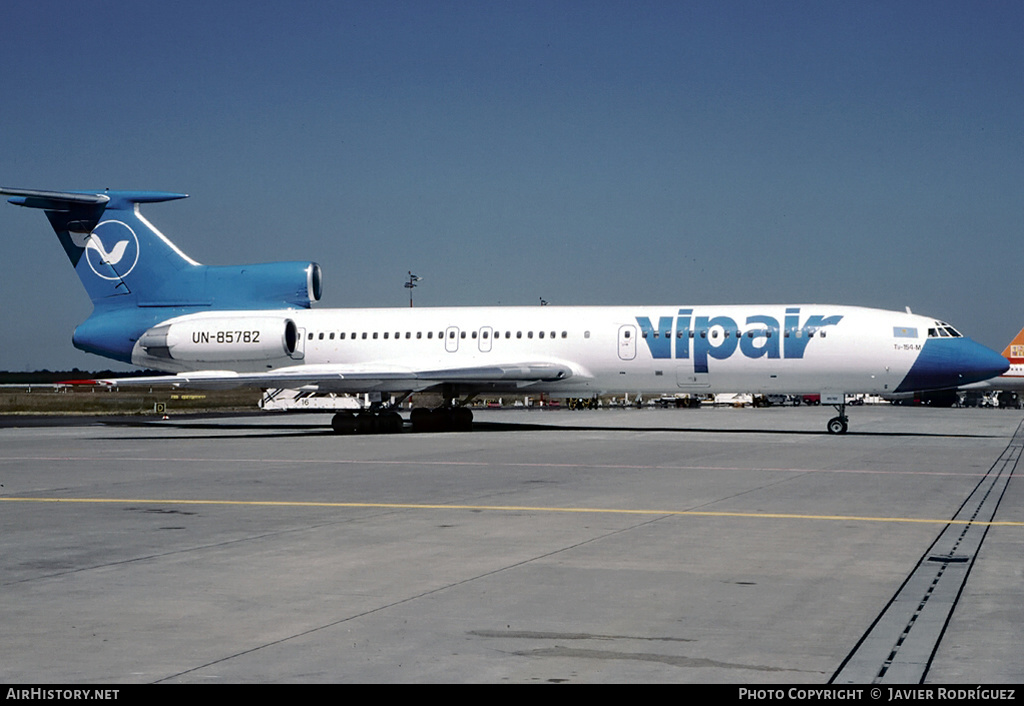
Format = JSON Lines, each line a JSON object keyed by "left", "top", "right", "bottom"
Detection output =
{"left": 618, "top": 325, "right": 637, "bottom": 360}
{"left": 478, "top": 326, "right": 493, "bottom": 353}
{"left": 445, "top": 326, "right": 459, "bottom": 353}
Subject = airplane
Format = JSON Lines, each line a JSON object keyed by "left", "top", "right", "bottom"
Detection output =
{"left": 961, "top": 325, "right": 1024, "bottom": 392}
{"left": 1, "top": 187, "right": 1009, "bottom": 435}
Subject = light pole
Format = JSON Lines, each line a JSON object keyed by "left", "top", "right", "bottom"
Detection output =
{"left": 405, "top": 271, "right": 422, "bottom": 307}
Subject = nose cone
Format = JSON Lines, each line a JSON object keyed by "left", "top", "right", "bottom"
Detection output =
{"left": 895, "top": 337, "right": 1009, "bottom": 393}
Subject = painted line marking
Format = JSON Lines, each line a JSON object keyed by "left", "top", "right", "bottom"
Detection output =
{"left": 0, "top": 455, "right": 998, "bottom": 477}
{"left": 1, "top": 496, "right": 1022, "bottom": 526}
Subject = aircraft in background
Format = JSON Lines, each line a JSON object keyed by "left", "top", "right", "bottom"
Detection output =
{"left": 2, "top": 187, "right": 1009, "bottom": 434}
{"left": 961, "top": 326, "right": 1024, "bottom": 392}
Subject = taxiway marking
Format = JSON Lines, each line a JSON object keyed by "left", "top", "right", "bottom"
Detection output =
{"left": 0, "top": 455, "right": 999, "bottom": 477}
{"left": 1, "top": 496, "right": 1022, "bottom": 526}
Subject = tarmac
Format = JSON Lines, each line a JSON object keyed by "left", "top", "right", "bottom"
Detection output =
{"left": 0, "top": 404, "right": 1021, "bottom": 684}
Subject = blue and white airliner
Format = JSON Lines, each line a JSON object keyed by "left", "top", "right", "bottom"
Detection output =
{"left": 2, "top": 187, "right": 1009, "bottom": 434}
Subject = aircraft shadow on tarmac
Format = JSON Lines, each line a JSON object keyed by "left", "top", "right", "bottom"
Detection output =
{"left": 84, "top": 416, "right": 1001, "bottom": 440}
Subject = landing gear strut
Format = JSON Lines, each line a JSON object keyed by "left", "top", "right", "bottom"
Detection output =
{"left": 826, "top": 402, "right": 848, "bottom": 434}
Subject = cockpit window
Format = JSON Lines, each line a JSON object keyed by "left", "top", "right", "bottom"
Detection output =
{"left": 926, "top": 322, "right": 963, "bottom": 339}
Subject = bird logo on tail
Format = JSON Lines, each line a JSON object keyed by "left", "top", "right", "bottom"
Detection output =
{"left": 76, "top": 220, "right": 140, "bottom": 280}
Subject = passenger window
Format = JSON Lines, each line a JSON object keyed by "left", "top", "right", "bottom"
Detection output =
{"left": 330, "top": 332, "right": 335, "bottom": 340}
{"left": 373, "top": 332, "right": 378, "bottom": 339}
{"left": 318, "top": 332, "right": 324, "bottom": 340}
{"left": 539, "top": 331, "right": 545, "bottom": 339}
{"left": 383, "top": 332, "right": 389, "bottom": 339}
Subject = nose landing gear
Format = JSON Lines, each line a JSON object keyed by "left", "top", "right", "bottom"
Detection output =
{"left": 826, "top": 400, "right": 848, "bottom": 434}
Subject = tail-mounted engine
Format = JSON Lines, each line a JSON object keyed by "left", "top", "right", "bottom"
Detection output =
{"left": 137, "top": 314, "right": 300, "bottom": 364}
{"left": 204, "top": 261, "right": 322, "bottom": 309}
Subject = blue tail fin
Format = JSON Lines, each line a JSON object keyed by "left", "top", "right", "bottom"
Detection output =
{"left": 2, "top": 188, "right": 194, "bottom": 305}
{"left": 3, "top": 188, "right": 322, "bottom": 363}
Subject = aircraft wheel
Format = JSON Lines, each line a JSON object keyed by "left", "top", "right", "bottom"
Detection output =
{"left": 410, "top": 407, "right": 433, "bottom": 432}
{"left": 356, "top": 412, "right": 380, "bottom": 434}
{"left": 452, "top": 407, "right": 473, "bottom": 431}
{"left": 382, "top": 411, "right": 404, "bottom": 433}
{"left": 827, "top": 416, "right": 848, "bottom": 435}
{"left": 331, "top": 412, "right": 359, "bottom": 435}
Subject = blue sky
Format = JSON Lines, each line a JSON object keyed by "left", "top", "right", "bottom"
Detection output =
{"left": 2, "top": 1, "right": 1022, "bottom": 370}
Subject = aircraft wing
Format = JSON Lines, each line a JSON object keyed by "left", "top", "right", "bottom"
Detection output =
{"left": 95, "top": 361, "right": 574, "bottom": 392}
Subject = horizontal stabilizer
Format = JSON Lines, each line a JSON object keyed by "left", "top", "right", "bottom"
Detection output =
{"left": 1, "top": 187, "right": 187, "bottom": 211}
{"left": 1, "top": 188, "right": 110, "bottom": 210}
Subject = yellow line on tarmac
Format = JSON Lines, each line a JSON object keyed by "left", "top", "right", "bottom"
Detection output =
{"left": 2, "top": 496, "right": 1022, "bottom": 526}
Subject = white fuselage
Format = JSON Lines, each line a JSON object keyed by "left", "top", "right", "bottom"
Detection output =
{"left": 131, "top": 304, "right": 948, "bottom": 397}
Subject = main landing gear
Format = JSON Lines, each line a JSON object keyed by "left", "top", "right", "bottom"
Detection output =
{"left": 409, "top": 406, "right": 473, "bottom": 432}
{"left": 827, "top": 402, "right": 849, "bottom": 434}
{"left": 408, "top": 386, "right": 476, "bottom": 433}
{"left": 330, "top": 387, "right": 476, "bottom": 434}
{"left": 331, "top": 410, "right": 404, "bottom": 435}
{"left": 329, "top": 406, "right": 475, "bottom": 434}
